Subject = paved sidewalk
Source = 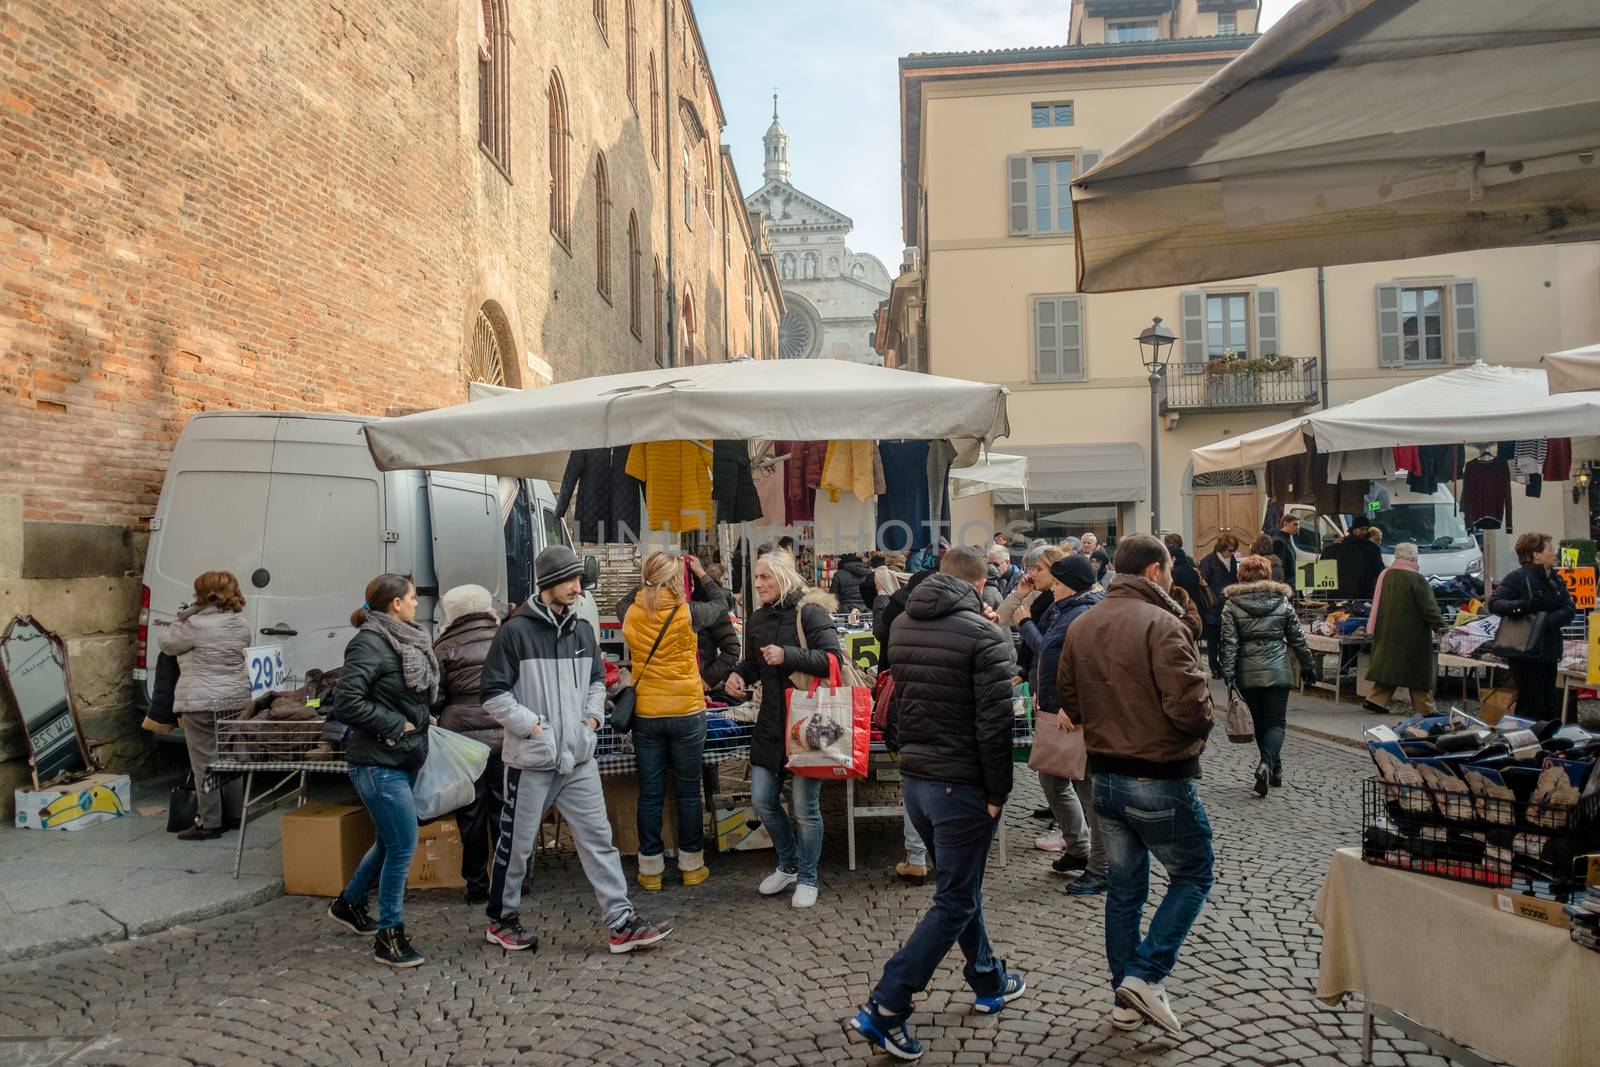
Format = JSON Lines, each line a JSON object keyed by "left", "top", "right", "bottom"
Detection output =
{"left": 0, "top": 776, "right": 286, "bottom": 962}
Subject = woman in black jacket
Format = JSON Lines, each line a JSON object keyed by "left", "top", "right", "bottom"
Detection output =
{"left": 724, "top": 552, "right": 840, "bottom": 909}
{"left": 327, "top": 573, "right": 439, "bottom": 968}
{"left": 1489, "top": 532, "right": 1576, "bottom": 720}
{"left": 1198, "top": 534, "right": 1240, "bottom": 679}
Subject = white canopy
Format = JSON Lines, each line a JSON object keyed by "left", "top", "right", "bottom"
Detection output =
{"left": 1072, "top": 0, "right": 1600, "bottom": 293}
{"left": 363, "top": 358, "right": 1010, "bottom": 480}
{"left": 1545, "top": 343, "right": 1600, "bottom": 396}
{"left": 949, "top": 453, "right": 1029, "bottom": 501}
{"left": 1191, "top": 363, "right": 1600, "bottom": 473}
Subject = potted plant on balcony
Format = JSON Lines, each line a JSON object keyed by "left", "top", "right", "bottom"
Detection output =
{"left": 1204, "top": 350, "right": 1292, "bottom": 404}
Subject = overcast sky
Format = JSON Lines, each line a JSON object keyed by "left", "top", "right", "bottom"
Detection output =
{"left": 698, "top": 0, "right": 1301, "bottom": 272}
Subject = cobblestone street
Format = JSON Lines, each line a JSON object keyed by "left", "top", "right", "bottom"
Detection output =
{"left": 0, "top": 731, "right": 1471, "bottom": 1067}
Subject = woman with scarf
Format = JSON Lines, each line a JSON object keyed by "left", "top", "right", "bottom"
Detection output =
{"left": 327, "top": 573, "right": 439, "bottom": 968}
{"left": 1362, "top": 542, "right": 1445, "bottom": 716}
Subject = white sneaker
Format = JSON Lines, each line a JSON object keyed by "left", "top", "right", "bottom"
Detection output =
{"left": 1034, "top": 828, "right": 1067, "bottom": 852}
{"left": 758, "top": 869, "right": 798, "bottom": 896}
{"left": 1114, "top": 976, "right": 1181, "bottom": 1036}
{"left": 791, "top": 884, "right": 819, "bottom": 908}
{"left": 1110, "top": 1004, "right": 1143, "bottom": 1032}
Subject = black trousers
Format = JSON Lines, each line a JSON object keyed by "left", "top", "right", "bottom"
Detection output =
{"left": 1508, "top": 658, "right": 1562, "bottom": 721}
{"left": 1202, "top": 623, "right": 1222, "bottom": 678}
{"left": 455, "top": 752, "right": 505, "bottom": 896}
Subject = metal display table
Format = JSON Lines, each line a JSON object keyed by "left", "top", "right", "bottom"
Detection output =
{"left": 208, "top": 758, "right": 346, "bottom": 878}
{"left": 1301, "top": 632, "right": 1371, "bottom": 704}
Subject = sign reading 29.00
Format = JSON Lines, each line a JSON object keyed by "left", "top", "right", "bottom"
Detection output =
{"left": 244, "top": 645, "right": 286, "bottom": 695}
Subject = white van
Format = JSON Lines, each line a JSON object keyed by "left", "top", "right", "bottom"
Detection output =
{"left": 1286, "top": 481, "right": 1484, "bottom": 580}
{"left": 134, "top": 412, "right": 599, "bottom": 703}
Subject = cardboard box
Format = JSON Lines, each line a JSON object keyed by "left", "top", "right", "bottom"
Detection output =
{"left": 713, "top": 793, "right": 773, "bottom": 853}
{"left": 408, "top": 817, "right": 466, "bottom": 890}
{"left": 15, "top": 773, "right": 131, "bottom": 831}
{"left": 1491, "top": 890, "right": 1571, "bottom": 929}
{"left": 602, "top": 773, "right": 677, "bottom": 856}
{"left": 281, "top": 801, "right": 375, "bottom": 897}
{"left": 1585, "top": 853, "right": 1600, "bottom": 885}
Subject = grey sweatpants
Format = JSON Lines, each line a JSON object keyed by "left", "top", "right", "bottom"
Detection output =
{"left": 1039, "top": 770, "right": 1106, "bottom": 875}
{"left": 487, "top": 759, "right": 633, "bottom": 929}
{"left": 178, "top": 710, "right": 243, "bottom": 830}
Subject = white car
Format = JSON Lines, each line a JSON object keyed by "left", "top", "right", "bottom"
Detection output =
{"left": 1286, "top": 484, "right": 1483, "bottom": 581}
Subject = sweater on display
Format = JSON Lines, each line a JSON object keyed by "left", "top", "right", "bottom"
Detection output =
{"left": 1461, "top": 456, "right": 1513, "bottom": 530}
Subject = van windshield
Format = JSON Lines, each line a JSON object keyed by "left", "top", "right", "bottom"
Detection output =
{"left": 1374, "top": 503, "right": 1475, "bottom": 553}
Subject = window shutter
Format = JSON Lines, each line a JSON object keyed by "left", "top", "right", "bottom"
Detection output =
{"left": 1181, "top": 290, "right": 1205, "bottom": 368}
{"left": 1007, "top": 155, "right": 1030, "bottom": 236}
{"left": 1376, "top": 283, "right": 1402, "bottom": 366}
{"left": 1255, "top": 287, "right": 1279, "bottom": 357}
{"left": 1060, "top": 297, "right": 1083, "bottom": 380}
{"left": 1452, "top": 278, "right": 1479, "bottom": 363}
{"left": 1034, "top": 297, "right": 1058, "bottom": 380}
{"left": 1079, "top": 149, "right": 1103, "bottom": 175}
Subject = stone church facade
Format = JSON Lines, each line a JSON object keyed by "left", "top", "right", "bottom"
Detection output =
{"left": 745, "top": 99, "right": 891, "bottom": 363}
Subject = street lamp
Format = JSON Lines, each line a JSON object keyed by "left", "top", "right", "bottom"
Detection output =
{"left": 1138, "top": 316, "right": 1178, "bottom": 533}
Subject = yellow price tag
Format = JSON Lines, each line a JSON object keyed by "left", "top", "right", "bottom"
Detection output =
{"left": 1560, "top": 546, "right": 1579, "bottom": 569}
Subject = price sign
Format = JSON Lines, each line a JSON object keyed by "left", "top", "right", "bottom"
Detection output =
{"left": 1560, "top": 546, "right": 1579, "bottom": 568}
{"left": 245, "top": 644, "right": 286, "bottom": 695}
{"left": 1300, "top": 559, "right": 1338, "bottom": 592}
{"left": 1556, "top": 567, "right": 1595, "bottom": 610}
{"left": 843, "top": 632, "right": 880, "bottom": 673}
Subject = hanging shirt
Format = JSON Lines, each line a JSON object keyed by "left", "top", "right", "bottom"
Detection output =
{"left": 625, "top": 440, "right": 713, "bottom": 533}
{"left": 877, "top": 440, "right": 932, "bottom": 553}
{"left": 1392, "top": 446, "right": 1421, "bottom": 476}
{"left": 926, "top": 440, "right": 957, "bottom": 539}
{"left": 1326, "top": 448, "right": 1395, "bottom": 482}
{"left": 555, "top": 446, "right": 642, "bottom": 543}
{"left": 1544, "top": 438, "right": 1572, "bottom": 481}
{"left": 782, "top": 440, "right": 827, "bottom": 524}
{"left": 1461, "top": 456, "right": 1513, "bottom": 531}
{"left": 1513, "top": 439, "right": 1547, "bottom": 476}
{"left": 752, "top": 448, "right": 788, "bottom": 529}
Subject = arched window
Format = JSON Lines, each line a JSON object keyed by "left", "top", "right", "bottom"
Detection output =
{"left": 681, "top": 287, "right": 697, "bottom": 366}
{"left": 593, "top": 0, "right": 608, "bottom": 39}
{"left": 625, "top": 0, "right": 637, "bottom": 108}
{"left": 649, "top": 53, "right": 660, "bottom": 166}
{"left": 594, "top": 152, "right": 611, "bottom": 299}
{"left": 653, "top": 256, "right": 664, "bottom": 365}
{"left": 628, "top": 213, "right": 642, "bottom": 339}
{"left": 471, "top": 302, "right": 519, "bottom": 387}
{"left": 548, "top": 71, "right": 570, "bottom": 247}
{"left": 477, "top": 0, "right": 510, "bottom": 177}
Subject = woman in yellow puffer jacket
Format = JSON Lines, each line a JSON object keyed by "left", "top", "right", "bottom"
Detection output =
{"left": 623, "top": 552, "right": 709, "bottom": 890}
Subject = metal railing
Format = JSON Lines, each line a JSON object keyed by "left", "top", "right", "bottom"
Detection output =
{"left": 1161, "top": 356, "right": 1319, "bottom": 412}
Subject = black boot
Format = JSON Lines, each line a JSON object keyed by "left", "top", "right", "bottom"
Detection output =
{"left": 1252, "top": 762, "right": 1270, "bottom": 798}
{"left": 374, "top": 925, "right": 425, "bottom": 968}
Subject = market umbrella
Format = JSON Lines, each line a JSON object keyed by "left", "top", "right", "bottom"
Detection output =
{"left": 949, "top": 453, "right": 1029, "bottom": 501}
{"left": 1544, "top": 342, "right": 1600, "bottom": 396}
{"left": 1072, "top": 0, "right": 1600, "bottom": 293}
{"left": 363, "top": 358, "right": 1010, "bottom": 480}
{"left": 1191, "top": 363, "right": 1600, "bottom": 473}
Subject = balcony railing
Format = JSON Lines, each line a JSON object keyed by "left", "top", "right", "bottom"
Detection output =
{"left": 1160, "top": 356, "right": 1320, "bottom": 413}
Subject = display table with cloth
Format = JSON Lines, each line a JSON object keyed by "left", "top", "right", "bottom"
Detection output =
{"left": 1301, "top": 633, "right": 1371, "bottom": 704}
{"left": 1316, "top": 847, "right": 1600, "bottom": 1067}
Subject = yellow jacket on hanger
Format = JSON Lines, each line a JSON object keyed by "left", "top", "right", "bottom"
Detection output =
{"left": 819, "top": 440, "right": 880, "bottom": 503}
{"left": 625, "top": 440, "right": 713, "bottom": 532}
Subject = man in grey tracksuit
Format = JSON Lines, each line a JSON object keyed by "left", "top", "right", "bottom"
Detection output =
{"left": 479, "top": 546, "right": 672, "bottom": 955}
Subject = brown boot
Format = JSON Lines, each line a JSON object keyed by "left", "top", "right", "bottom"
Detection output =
{"left": 895, "top": 861, "right": 928, "bottom": 886}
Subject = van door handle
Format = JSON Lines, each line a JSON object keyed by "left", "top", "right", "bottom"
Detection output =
{"left": 259, "top": 625, "right": 299, "bottom": 637}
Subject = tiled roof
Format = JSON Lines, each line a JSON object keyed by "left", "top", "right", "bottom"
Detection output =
{"left": 901, "top": 34, "right": 1258, "bottom": 67}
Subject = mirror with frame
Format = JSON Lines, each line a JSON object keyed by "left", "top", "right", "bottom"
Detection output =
{"left": 0, "top": 615, "right": 94, "bottom": 787}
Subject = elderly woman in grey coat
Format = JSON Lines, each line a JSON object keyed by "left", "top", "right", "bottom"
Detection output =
{"left": 159, "top": 570, "right": 252, "bottom": 839}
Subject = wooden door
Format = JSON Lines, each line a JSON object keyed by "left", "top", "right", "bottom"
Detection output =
{"left": 1193, "top": 488, "right": 1260, "bottom": 558}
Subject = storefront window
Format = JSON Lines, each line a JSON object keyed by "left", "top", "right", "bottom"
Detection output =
{"left": 994, "top": 504, "right": 1118, "bottom": 546}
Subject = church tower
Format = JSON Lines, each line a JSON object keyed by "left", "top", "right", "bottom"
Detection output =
{"left": 763, "top": 93, "right": 790, "bottom": 184}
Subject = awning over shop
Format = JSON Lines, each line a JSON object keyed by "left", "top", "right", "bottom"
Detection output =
{"left": 950, "top": 452, "right": 1029, "bottom": 501}
{"left": 1072, "top": 0, "right": 1600, "bottom": 293}
{"left": 1191, "top": 363, "right": 1600, "bottom": 473}
{"left": 1545, "top": 343, "right": 1600, "bottom": 396}
{"left": 364, "top": 358, "right": 1010, "bottom": 481}
{"left": 991, "top": 443, "right": 1146, "bottom": 506}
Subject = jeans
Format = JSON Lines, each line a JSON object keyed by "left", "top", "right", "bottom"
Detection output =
{"left": 1094, "top": 774, "right": 1214, "bottom": 989}
{"left": 634, "top": 713, "right": 707, "bottom": 858}
{"left": 1240, "top": 686, "right": 1289, "bottom": 775}
{"left": 342, "top": 764, "right": 419, "bottom": 931}
{"left": 871, "top": 778, "right": 1004, "bottom": 1016}
{"left": 750, "top": 765, "right": 824, "bottom": 886}
{"left": 1202, "top": 622, "right": 1222, "bottom": 677}
{"left": 903, "top": 812, "right": 927, "bottom": 866}
{"left": 454, "top": 752, "right": 505, "bottom": 897}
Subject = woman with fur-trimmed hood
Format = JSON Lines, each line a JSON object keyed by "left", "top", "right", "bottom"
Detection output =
{"left": 1220, "top": 555, "right": 1316, "bottom": 799}
{"left": 723, "top": 551, "right": 841, "bottom": 909}
{"left": 432, "top": 584, "right": 504, "bottom": 903}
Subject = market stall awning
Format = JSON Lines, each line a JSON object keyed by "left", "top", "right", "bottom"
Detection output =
{"left": 1545, "top": 342, "right": 1600, "bottom": 396}
{"left": 991, "top": 443, "right": 1145, "bottom": 506}
{"left": 364, "top": 358, "right": 1010, "bottom": 481}
{"left": 1191, "top": 363, "right": 1600, "bottom": 473}
{"left": 950, "top": 453, "right": 1028, "bottom": 501}
{"left": 1072, "top": 0, "right": 1600, "bottom": 293}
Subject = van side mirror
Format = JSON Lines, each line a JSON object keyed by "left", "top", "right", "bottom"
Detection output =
{"left": 581, "top": 555, "right": 600, "bottom": 592}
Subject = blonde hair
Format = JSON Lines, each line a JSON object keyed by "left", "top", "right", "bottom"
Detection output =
{"left": 638, "top": 552, "right": 685, "bottom": 614}
{"left": 1034, "top": 546, "right": 1066, "bottom": 572}
{"left": 756, "top": 550, "right": 808, "bottom": 604}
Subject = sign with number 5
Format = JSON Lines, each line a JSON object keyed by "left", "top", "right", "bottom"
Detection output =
{"left": 245, "top": 645, "right": 286, "bottom": 695}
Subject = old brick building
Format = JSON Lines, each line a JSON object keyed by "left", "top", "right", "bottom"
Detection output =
{"left": 0, "top": 0, "right": 783, "bottom": 796}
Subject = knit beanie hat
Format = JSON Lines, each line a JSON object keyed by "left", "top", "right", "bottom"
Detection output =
{"left": 1050, "top": 554, "right": 1098, "bottom": 593}
{"left": 535, "top": 545, "right": 585, "bottom": 591}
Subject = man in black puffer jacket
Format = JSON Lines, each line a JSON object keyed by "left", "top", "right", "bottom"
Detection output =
{"left": 852, "top": 547, "right": 1022, "bottom": 1060}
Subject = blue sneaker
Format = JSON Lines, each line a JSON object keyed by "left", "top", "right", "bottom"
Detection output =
{"left": 1067, "top": 871, "right": 1107, "bottom": 896}
{"left": 973, "top": 972, "right": 1026, "bottom": 1014}
{"left": 850, "top": 1004, "right": 925, "bottom": 1061}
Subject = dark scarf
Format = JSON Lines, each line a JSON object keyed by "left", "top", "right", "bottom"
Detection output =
{"left": 361, "top": 611, "right": 440, "bottom": 699}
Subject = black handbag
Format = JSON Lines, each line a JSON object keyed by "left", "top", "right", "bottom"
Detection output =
{"left": 1484, "top": 612, "right": 1547, "bottom": 660}
{"left": 167, "top": 771, "right": 198, "bottom": 833}
{"left": 611, "top": 603, "right": 680, "bottom": 734}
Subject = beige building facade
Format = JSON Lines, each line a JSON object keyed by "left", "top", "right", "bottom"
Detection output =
{"left": 896, "top": 0, "right": 1600, "bottom": 554}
